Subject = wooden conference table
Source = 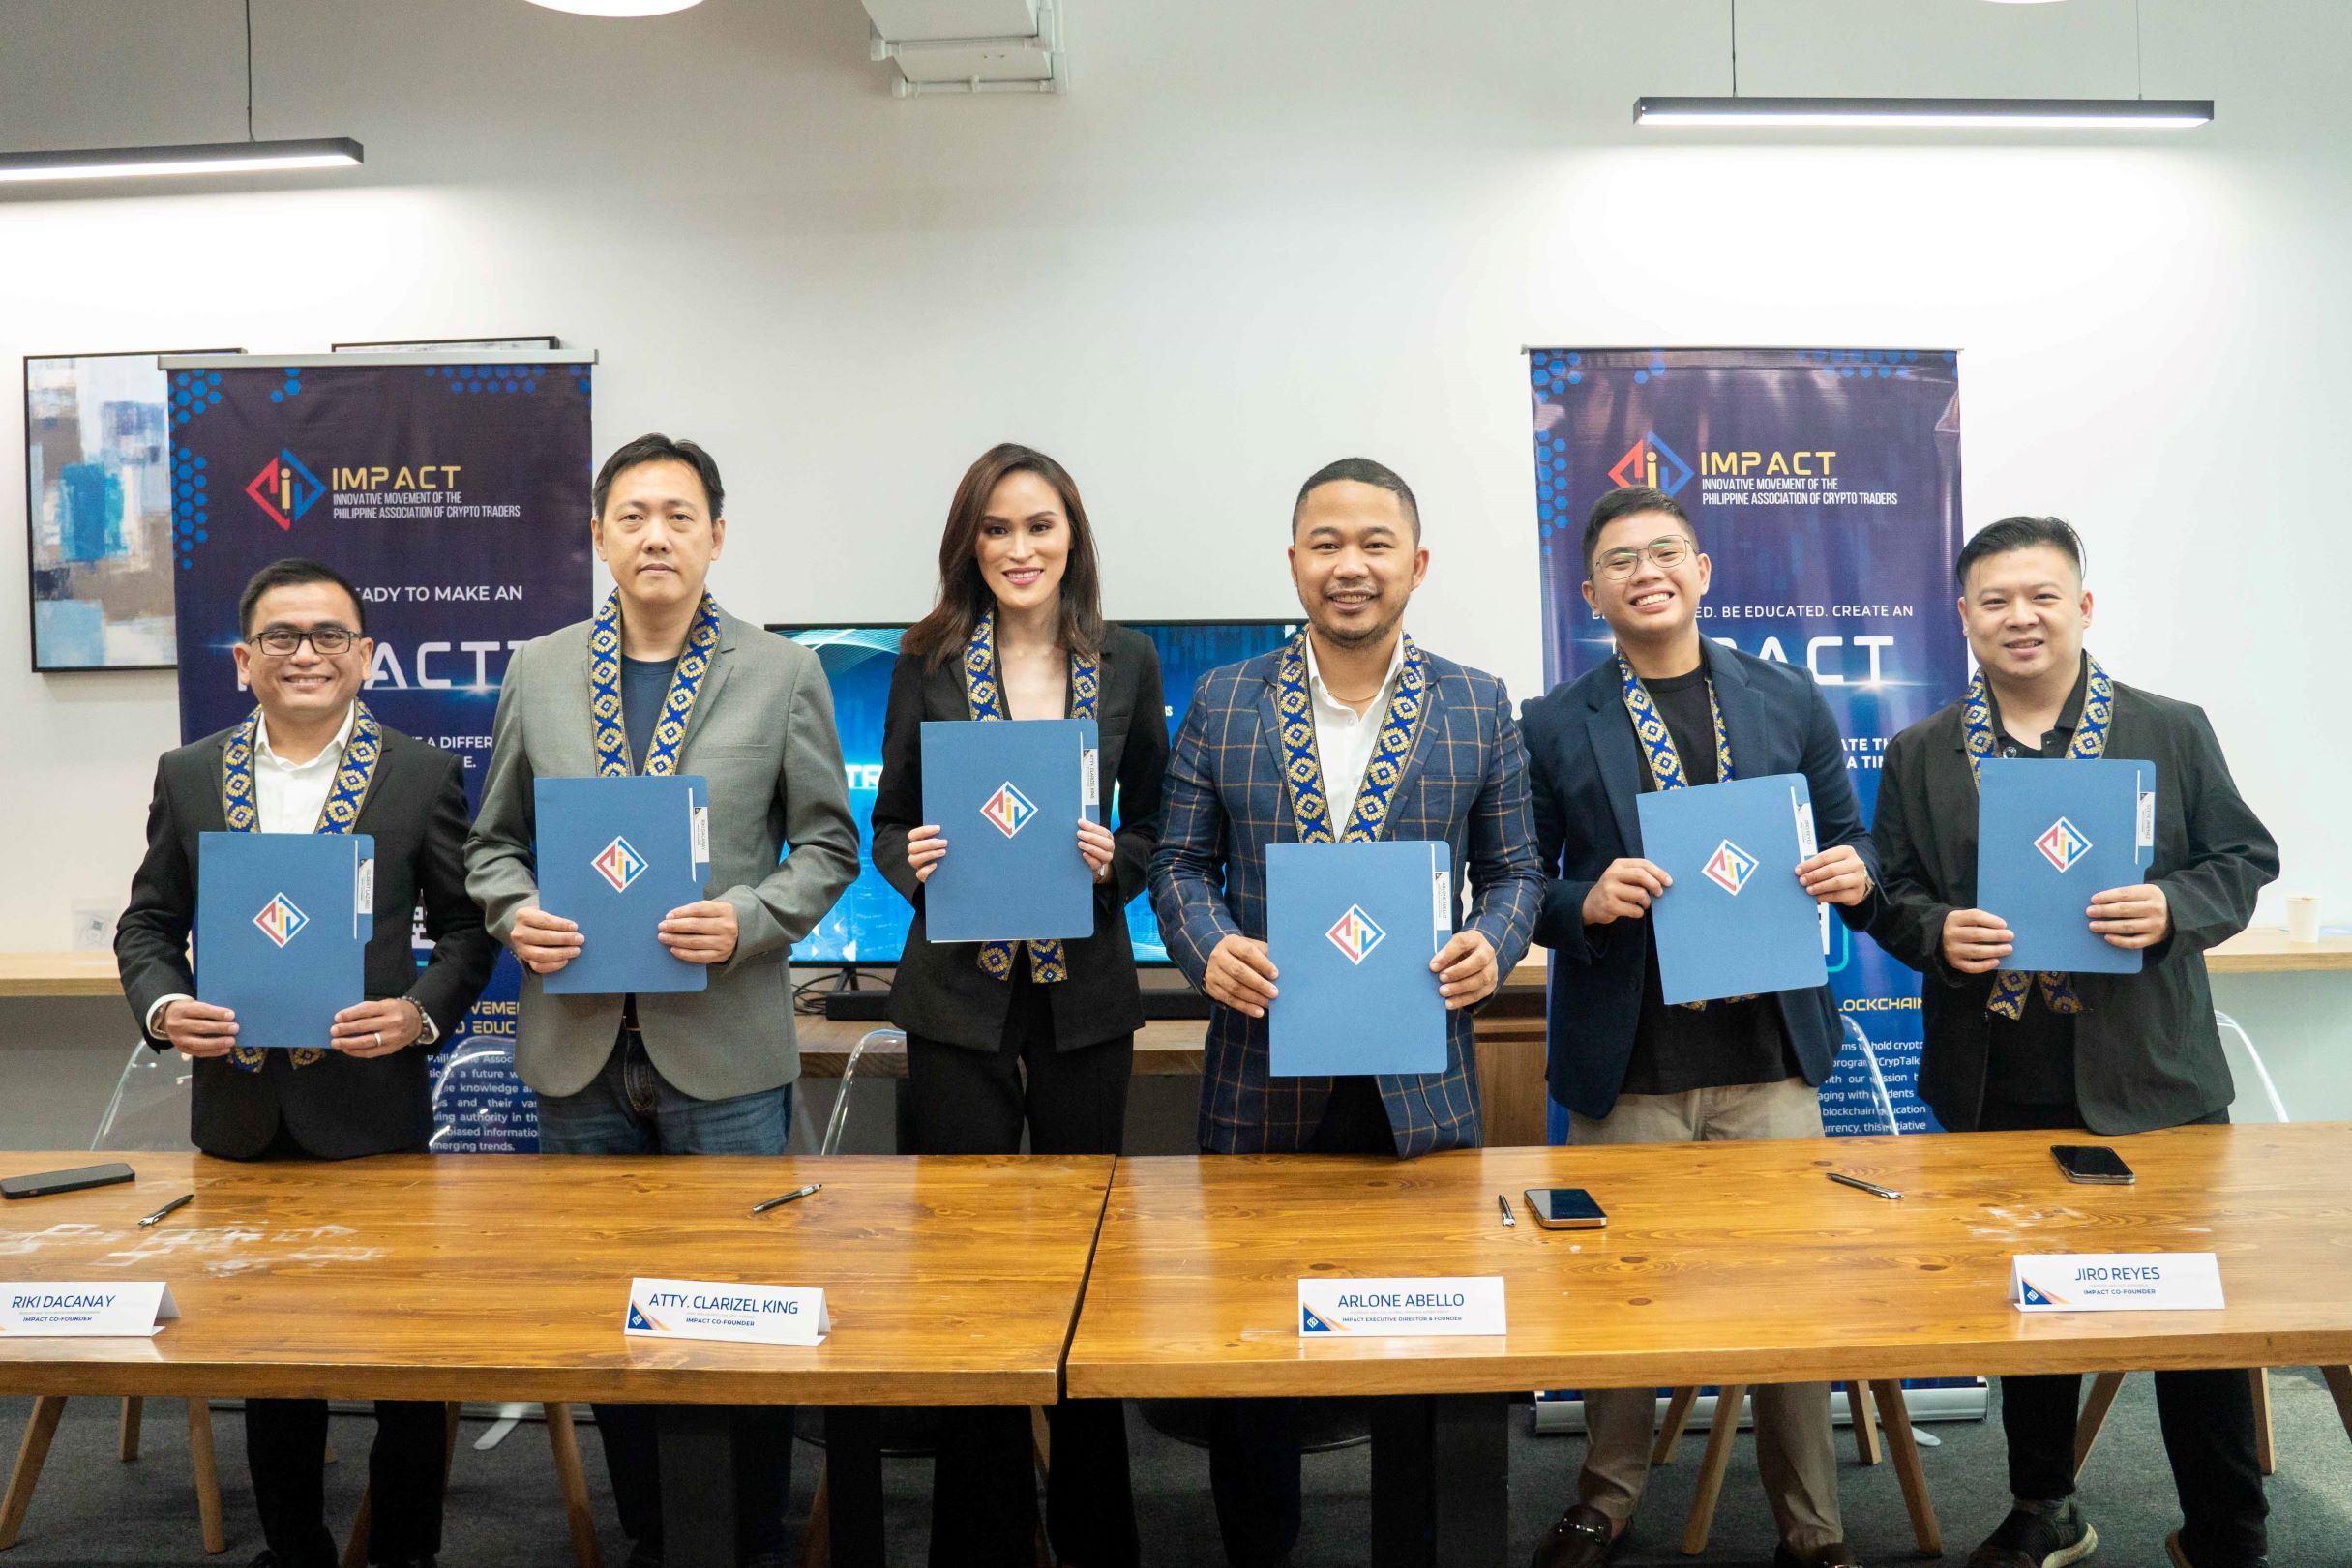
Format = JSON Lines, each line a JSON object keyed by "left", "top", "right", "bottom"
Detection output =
{"left": 0, "top": 1151, "right": 1114, "bottom": 1568}
{"left": 1065, "top": 1123, "right": 2352, "bottom": 1566}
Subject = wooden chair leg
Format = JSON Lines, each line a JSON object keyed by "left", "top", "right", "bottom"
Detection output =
{"left": 187, "top": 1399, "right": 226, "bottom": 1555}
{"left": 799, "top": 1457, "right": 831, "bottom": 1568}
{"left": 0, "top": 1395, "right": 68, "bottom": 1550}
{"left": 2247, "top": 1369, "right": 2275, "bottom": 1477}
{"left": 1845, "top": 1379, "right": 1883, "bottom": 1466}
{"left": 2321, "top": 1365, "right": 2352, "bottom": 1445}
{"left": 118, "top": 1397, "right": 144, "bottom": 1463}
{"left": 1868, "top": 1381, "right": 1942, "bottom": 1558}
{"left": 1650, "top": 1386, "right": 1700, "bottom": 1466}
{"left": 2071, "top": 1371, "right": 2128, "bottom": 1475}
{"left": 1680, "top": 1386, "right": 1747, "bottom": 1556}
{"left": 546, "top": 1404, "right": 603, "bottom": 1568}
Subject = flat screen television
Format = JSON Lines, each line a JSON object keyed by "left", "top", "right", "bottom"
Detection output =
{"left": 771, "top": 617, "right": 1301, "bottom": 967}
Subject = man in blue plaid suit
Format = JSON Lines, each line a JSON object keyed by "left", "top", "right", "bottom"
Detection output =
{"left": 1149, "top": 457, "right": 1541, "bottom": 1567}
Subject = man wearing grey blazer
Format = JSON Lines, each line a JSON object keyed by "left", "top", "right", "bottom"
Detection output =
{"left": 466, "top": 433, "right": 858, "bottom": 1568}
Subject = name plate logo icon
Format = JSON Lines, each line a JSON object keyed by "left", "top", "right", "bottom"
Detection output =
{"left": 253, "top": 893, "right": 309, "bottom": 948}
{"left": 2036, "top": 816, "right": 2092, "bottom": 873}
{"left": 1325, "top": 904, "right": 1385, "bottom": 965}
{"left": 1702, "top": 840, "right": 1759, "bottom": 896}
{"left": 593, "top": 836, "right": 647, "bottom": 894}
{"left": 980, "top": 782, "right": 1036, "bottom": 839}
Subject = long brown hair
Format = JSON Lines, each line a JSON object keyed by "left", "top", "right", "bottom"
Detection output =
{"left": 903, "top": 443, "right": 1107, "bottom": 670}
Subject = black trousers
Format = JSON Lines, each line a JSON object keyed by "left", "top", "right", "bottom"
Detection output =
{"left": 1979, "top": 1097, "right": 2268, "bottom": 1564}
{"left": 245, "top": 1398, "right": 445, "bottom": 1566}
{"left": 904, "top": 955, "right": 1139, "bottom": 1568}
{"left": 1206, "top": 1075, "right": 1396, "bottom": 1568}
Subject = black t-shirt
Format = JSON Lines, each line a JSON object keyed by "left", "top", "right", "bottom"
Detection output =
{"left": 1618, "top": 655, "right": 1801, "bottom": 1098}
{"left": 1979, "top": 665, "right": 2093, "bottom": 1108}
{"left": 620, "top": 654, "right": 681, "bottom": 775}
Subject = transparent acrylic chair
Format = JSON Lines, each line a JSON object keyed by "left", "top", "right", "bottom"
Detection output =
{"left": 1657, "top": 1015, "right": 1942, "bottom": 1556}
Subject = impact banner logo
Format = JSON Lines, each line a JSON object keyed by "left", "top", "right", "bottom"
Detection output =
{"left": 593, "top": 836, "right": 647, "bottom": 894}
{"left": 1325, "top": 903, "right": 1385, "bottom": 965}
{"left": 1606, "top": 431, "right": 1695, "bottom": 496}
{"left": 253, "top": 892, "right": 309, "bottom": 949}
{"left": 2036, "top": 817, "right": 2093, "bottom": 873}
{"left": 980, "top": 782, "right": 1036, "bottom": 839}
{"left": 245, "top": 450, "right": 326, "bottom": 530}
{"left": 1702, "top": 840, "right": 1759, "bottom": 897}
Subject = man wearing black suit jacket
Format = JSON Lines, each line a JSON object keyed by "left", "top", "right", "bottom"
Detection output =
{"left": 1519, "top": 488, "right": 1875, "bottom": 1568}
{"left": 1865, "top": 518, "right": 2277, "bottom": 1568}
{"left": 116, "top": 558, "right": 496, "bottom": 1568}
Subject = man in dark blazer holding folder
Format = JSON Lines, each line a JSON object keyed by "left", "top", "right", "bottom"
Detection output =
{"left": 1149, "top": 458, "right": 1541, "bottom": 1568}
{"left": 116, "top": 556, "right": 496, "bottom": 1568}
{"left": 1518, "top": 487, "right": 1876, "bottom": 1568}
{"left": 1865, "top": 516, "right": 2277, "bottom": 1568}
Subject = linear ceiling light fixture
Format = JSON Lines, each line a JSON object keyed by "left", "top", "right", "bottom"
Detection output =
{"left": 1637, "top": 0, "right": 2211, "bottom": 132}
{"left": 524, "top": 0, "right": 704, "bottom": 15}
{"left": 0, "top": 1, "right": 362, "bottom": 185}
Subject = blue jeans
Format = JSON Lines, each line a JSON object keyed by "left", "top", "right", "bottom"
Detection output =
{"left": 537, "top": 1024, "right": 796, "bottom": 1557}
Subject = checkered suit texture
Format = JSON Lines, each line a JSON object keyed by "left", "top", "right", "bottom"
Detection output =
{"left": 1148, "top": 646, "right": 1543, "bottom": 1157}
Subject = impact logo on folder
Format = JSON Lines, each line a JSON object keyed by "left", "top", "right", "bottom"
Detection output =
{"left": 252, "top": 893, "right": 309, "bottom": 948}
{"left": 1325, "top": 904, "right": 1385, "bottom": 965}
{"left": 980, "top": 781, "right": 1036, "bottom": 839}
{"left": 2036, "top": 817, "right": 2093, "bottom": 873}
{"left": 1701, "top": 840, "right": 1759, "bottom": 896}
{"left": 593, "top": 835, "right": 646, "bottom": 894}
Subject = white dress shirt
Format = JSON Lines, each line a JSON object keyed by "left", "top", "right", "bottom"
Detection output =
{"left": 1303, "top": 633, "right": 1408, "bottom": 826}
{"left": 146, "top": 704, "right": 434, "bottom": 1043}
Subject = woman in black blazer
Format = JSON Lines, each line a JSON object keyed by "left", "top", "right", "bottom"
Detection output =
{"left": 872, "top": 442, "right": 1162, "bottom": 1568}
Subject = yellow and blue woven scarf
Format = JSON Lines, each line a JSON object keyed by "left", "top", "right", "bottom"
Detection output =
{"left": 1963, "top": 655, "right": 2116, "bottom": 1021}
{"left": 588, "top": 589, "right": 722, "bottom": 779}
{"left": 218, "top": 700, "right": 385, "bottom": 1071}
{"left": 961, "top": 608, "right": 1100, "bottom": 984}
{"left": 1617, "top": 654, "right": 1744, "bottom": 1010}
{"left": 1273, "top": 632, "right": 1428, "bottom": 844}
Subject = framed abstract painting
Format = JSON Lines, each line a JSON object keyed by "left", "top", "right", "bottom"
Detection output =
{"left": 24, "top": 347, "right": 241, "bottom": 671}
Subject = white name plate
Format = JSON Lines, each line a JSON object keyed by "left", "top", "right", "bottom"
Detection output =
{"left": 624, "top": 1277, "right": 829, "bottom": 1346}
{"left": 2011, "top": 1253, "right": 2224, "bottom": 1313}
{"left": 1298, "top": 1276, "right": 1505, "bottom": 1337}
{"left": 1, "top": 1282, "right": 179, "bottom": 1338}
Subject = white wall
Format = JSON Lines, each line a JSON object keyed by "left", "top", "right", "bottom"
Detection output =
{"left": 1, "top": 0, "right": 2346, "bottom": 952}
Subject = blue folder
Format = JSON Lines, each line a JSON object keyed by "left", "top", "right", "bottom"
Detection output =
{"left": 196, "top": 832, "right": 373, "bottom": 1050}
{"left": 1265, "top": 840, "right": 1451, "bottom": 1078}
{"left": 920, "top": 719, "right": 1098, "bottom": 943}
{"left": 1976, "top": 757, "right": 2155, "bottom": 976}
{"left": 535, "top": 775, "right": 711, "bottom": 995}
{"left": 1636, "top": 773, "right": 1828, "bottom": 1005}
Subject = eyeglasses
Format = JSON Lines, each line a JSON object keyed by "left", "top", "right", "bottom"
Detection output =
{"left": 249, "top": 625, "right": 359, "bottom": 657}
{"left": 1593, "top": 535, "right": 1693, "bottom": 581}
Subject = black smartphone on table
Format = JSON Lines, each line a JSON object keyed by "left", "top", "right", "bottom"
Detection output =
{"left": 2051, "top": 1145, "right": 2135, "bottom": 1185}
{"left": 0, "top": 1163, "right": 135, "bottom": 1200}
{"left": 1524, "top": 1187, "right": 1608, "bottom": 1228}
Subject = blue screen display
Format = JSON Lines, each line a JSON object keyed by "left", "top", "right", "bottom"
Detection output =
{"left": 776, "top": 618, "right": 1298, "bottom": 967}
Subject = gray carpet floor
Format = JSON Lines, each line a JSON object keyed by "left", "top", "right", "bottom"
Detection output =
{"left": 1, "top": 1372, "right": 2345, "bottom": 1565}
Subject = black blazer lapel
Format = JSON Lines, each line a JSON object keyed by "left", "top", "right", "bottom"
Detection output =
{"left": 1584, "top": 694, "right": 1644, "bottom": 855}
{"left": 1709, "top": 652, "right": 1772, "bottom": 778}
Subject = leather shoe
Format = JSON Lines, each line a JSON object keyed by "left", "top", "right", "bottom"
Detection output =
{"left": 1530, "top": 1502, "right": 1621, "bottom": 1568}
{"left": 2166, "top": 1531, "right": 2267, "bottom": 1568}
{"left": 1775, "top": 1545, "right": 1861, "bottom": 1568}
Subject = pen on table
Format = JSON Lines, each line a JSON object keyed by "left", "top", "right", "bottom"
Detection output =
{"left": 751, "top": 1183, "right": 821, "bottom": 1216}
{"left": 136, "top": 1193, "right": 194, "bottom": 1228}
{"left": 1827, "top": 1171, "right": 1902, "bottom": 1201}
{"left": 1496, "top": 1194, "right": 1515, "bottom": 1228}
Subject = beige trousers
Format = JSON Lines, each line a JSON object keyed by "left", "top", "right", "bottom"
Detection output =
{"left": 1566, "top": 1076, "right": 1843, "bottom": 1552}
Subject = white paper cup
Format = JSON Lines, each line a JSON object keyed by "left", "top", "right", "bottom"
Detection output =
{"left": 2286, "top": 894, "right": 2322, "bottom": 944}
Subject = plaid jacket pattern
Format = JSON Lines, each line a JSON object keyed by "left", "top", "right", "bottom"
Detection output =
{"left": 1148, "top": 644, "right": 1542, "bottom": 1157}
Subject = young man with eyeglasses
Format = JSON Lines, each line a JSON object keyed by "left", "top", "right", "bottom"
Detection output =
{"left": 1517, "top": 488, "right": 1878, "bottom": 1568}
{"left": 1864, "top": 517, "right": 2278, "bottom": 1568}
{"left": 116, "top": 557, "right": 498, "bottom": 1568}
